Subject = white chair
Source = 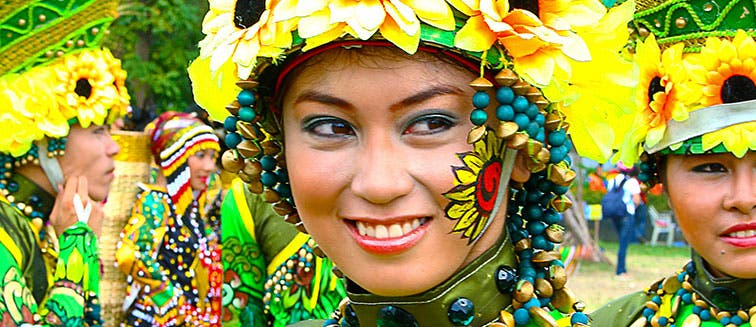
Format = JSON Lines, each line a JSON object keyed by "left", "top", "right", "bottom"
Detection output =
{"left": 648, "top": 206, "right": 676, "bottom": 246}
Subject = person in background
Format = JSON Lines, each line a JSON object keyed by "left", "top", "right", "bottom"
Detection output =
{"left": 606, "top": 163, "right": 642, "bottom": 279}
{"left": 0, "top": 0, "right": 128, "bottom": 324}
{"left": 590, "top": 0, "right": 756, "bottom": 324}
{"left": 117, "top": 112, "right": 222, "bottom": 326}
{"left": 188, "top": 0, "right": 636, "bottom": 325}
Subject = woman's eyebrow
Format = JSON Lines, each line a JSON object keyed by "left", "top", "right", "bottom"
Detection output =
{"left": 390, "top": 85, "right": 465, "bottom": 112}
{"left": 294, "top": 90, "right": 352, "bottom": 110}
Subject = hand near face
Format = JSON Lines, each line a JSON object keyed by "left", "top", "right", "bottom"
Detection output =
{"left": 50, "top": 176, "right": 99, "bottom": 236}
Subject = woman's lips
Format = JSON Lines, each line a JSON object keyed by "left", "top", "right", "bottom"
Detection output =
{"left": 347, "top": 217, "right": 430, "bottom": 255}
{"left": 720, "top": 223, "right": 756, "bottom": 248}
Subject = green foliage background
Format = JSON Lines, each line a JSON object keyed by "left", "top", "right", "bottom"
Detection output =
{"left": 104, "top": 1, "right": 209, "bottom": 115}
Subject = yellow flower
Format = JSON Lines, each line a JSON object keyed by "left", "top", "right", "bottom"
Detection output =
{"left": 101, "top": 49, "right": 131, "bottom": 122}
{"left": 16, "top": 69, "right": 70, "bottom": 138}
{"left": 702, "top": 122, "right": 756, "bottom": 157}
{"left": 444, "top": 131, "right": 505, "bottom": 242}
{"left": 684, "top": 30, "right": 756, "bottom": 107}
{"left": 631, "top": 35, "right": 689, "bottom": 151}
{"left": 0, "top": 78, "right": 44, "bottom": 157}
{"left": 199, "top": 0, "right": 298, "bottom": 79}
{"left": 295, "top": 0, "right": 456, "bottom": 54}
{"left": 53, "top": 50, "right": 119, "bottom": 128}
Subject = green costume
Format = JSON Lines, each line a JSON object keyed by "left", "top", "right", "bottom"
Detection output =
{"left": 221, "top": 178, "right": 346, "bottom": 326}
{"left": 0, "top": 176, "right": 101, "bottom": 326}
{"left": 593, "top": 253, "right": 756, "bottom": 326}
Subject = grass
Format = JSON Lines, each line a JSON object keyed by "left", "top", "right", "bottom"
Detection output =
{"left": 567, "top": 241, "right": 690, "bottom": 313}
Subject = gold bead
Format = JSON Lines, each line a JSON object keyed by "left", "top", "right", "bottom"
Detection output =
{"left": 65, "top": 40, "right": 74, "bottom": 47}
{"left": 495, "top": 69, "right": 519, "bottom": 87}
{"left": 639, "top": 27, "right": 650, "bottom": 38}
{"left": 469, "top": 77, "right": 494, "bottom": 91}
{"left": 18, "top": 19, "right": 26, "bottom": 26}
{"left": 467, "top": 125, "right": 487, "bottom": 144}
{"left": 38, "top": 14, "right": 46, "bottom": 22}
{"left": 77, "top": 40, "right": 85, "bottom": 46}
{"left": 675, "top": 17, "right": 687, "bottom": 29}
{"left": 534, "top": 278, "right": 554, "bottom": 298}
{"left": 703, "top": 3, "right": 713, "bottom": 11}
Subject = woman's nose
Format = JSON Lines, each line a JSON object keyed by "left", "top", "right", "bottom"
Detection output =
{"left": 350, "top": 140, "right": 414, "bottom": 205}
{"left": 723, "top": 163, "right": 756, "bottom": 215}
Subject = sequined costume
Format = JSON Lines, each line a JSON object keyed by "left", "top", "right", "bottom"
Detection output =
{"left": 188, "top": 0, "right": 637, "bottom": 326}
{"left": 116, "top": 113, "right": 221, "bottom": 326}
{"left": 221, "top": 178, "right": 346, "bottom": 326}
{"left": 0, "top": 176, "right": 102, "bottom": 326}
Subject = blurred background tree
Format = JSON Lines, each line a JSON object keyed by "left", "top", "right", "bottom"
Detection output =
{"left": 105, "top": 0, "right": 208, "bottom": 129}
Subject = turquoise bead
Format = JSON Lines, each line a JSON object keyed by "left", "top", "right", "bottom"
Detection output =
{"left": 225, "top": 132, "right": 242, "bottom": 148}
{"left": 224, "top": 116, "right": 238, "bottom": 132}
{"left": 470, "top": 109, "right": 488, "bottom": 126}
{"left": 496, "top": 104, "right": 515, "bottom": 121}
{"left": 548, "top": 130, "right": 566, "bottom": 146}
{"left": 513, "top": 113, "right": 529, "bottom": 130}
{"left": 472, "top": 91, "right": 490, "bottom": 109}
{"left": 237, "top": 89, "right": 256, "bottom": 106}
{"left": 496, "top": 87, "right": 515, "bottom": 104}
{"left": 571, "top": 312, "right": 589, "bottom": 324}
{"left": 377, "top": 306, "right": 418, "bottom": 327}
{"left": 261, "top": 171, "right": 277, "bottom": 187}
{"left": 238, "top": 106, "right": 256, "bottom": 122}
{"left": 512, "top": 96, "right": 529, "bottom": 113}
{"left": 513, "top": 308, "right": 530, "bottom": 326}
{"left": 260, "top": 155, "right": 277, "bottom": 171}
{"left": 525, "top": 103, "right": 539, "bottom": 119}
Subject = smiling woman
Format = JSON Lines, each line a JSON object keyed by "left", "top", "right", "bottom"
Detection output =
{"left": 189, "top": 0, "right": 636, "bottom": 326}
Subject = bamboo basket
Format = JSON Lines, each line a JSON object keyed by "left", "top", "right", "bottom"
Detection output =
{"left": 100, "top": 130, "right": 152, "bottom": 326}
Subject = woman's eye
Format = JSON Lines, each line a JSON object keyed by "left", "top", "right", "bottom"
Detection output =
{"left": 304, "top": 118, "right": 355, "bottom": 137}
{"left": 692, "top": 163, "right": 727, "bottom": 173}
{"left": 93, "top": 126, "right": 108, "bottom": 135}
{"left": 403, "top": 115, "right": 456, "bottom": 135}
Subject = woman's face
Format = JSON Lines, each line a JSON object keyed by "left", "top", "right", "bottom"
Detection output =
{"left": 665, "top": 151, "right": 756, "bottom": 278}
{"left": 282, "top": 49, "right": 503, "bottom": 296}
{"left": 188, "top": 149, "right": 217, "bottom": 191}
{"left": 58, "top": 124, "right": 120, "bottom": 202}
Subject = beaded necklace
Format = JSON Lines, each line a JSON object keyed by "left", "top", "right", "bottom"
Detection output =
{"left": 636, "top": 261, "right": 756, "bottom": 326}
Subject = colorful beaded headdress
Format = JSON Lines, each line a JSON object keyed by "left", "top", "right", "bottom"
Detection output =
{"left": 620, "top": 0, "right": 756, "bottom": 184}
{"left": 145, "top": 112, "right": 221, "bottom": 215}
{"left": 189, "top": 0, "right": 635, "bottom": 325}
{"left": 0, "top": 0, "right": 130, "bottom": 215}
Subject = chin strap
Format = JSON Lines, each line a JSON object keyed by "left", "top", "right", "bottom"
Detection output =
{"left": 37, "top": 140, "right": 64, "bottom": 193}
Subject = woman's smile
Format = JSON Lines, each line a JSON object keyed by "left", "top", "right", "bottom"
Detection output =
{"left": 347, "top": 216, "right": 431, "bottom": 255}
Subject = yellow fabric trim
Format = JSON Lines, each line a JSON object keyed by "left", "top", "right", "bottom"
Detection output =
{"left": 231, "top": 178, "right": 257, "bottom": 243}
{"left": 0, "top": 226, "right": 22, "bottom": 266}
{"left": 267, "top": 233, "right": 308, "bottom": 276}
{"left": 308, "top": 256, "right": 324, "bottom": 311}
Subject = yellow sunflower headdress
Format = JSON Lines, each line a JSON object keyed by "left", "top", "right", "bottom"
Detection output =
{"left": 620, "top": 0, "right": 756, "bottom": 184}
{"left": 189, "top": 0, "right": 634, "bottom": 325}
{"left": 0, "top": 0, "right": 129, "bottom": 215}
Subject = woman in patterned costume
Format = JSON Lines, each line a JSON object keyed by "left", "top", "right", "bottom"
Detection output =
{"left": 590, "top": 0, "right": 756, "bottom": 325}
{"left": 116, "top": 112, "right": 222, "bottom": 326}
{"left": 0, "top": 0, "right": 129, "bottom": 325}
{"left": 188, "top": 0, "right": 636, "bottom": 326}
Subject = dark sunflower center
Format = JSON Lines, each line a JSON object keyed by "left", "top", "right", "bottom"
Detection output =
{"left": 234, "top": 0, "right": 265, "bottom": 29}
{"left": 720, "top": 75, "right": 756, "bottom": 103}
{"left": 647, "top": 76, "right": 664, "bottom": 104}
{"left": 75, "top": 78, "right": 92, "bottom": 98}
{"left": 509, "top": 0, "right": 540, "bottom": 17}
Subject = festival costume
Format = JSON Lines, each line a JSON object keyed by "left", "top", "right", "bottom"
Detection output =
{"left": 0, "top": 0, "right": 129, "bottom": 325}
{"left": 116, "top": 113, "right": 222, "bottom": 326}
{"left": 221, "top": 178, "right": 346, "bottom": 326}
{"left": 589, "top": 0, "right": 756, "bottom": 325}
{"left": 189, "top": 0, "right": 636, "bottom": 326}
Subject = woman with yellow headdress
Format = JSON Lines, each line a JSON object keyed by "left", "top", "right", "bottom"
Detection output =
{"left": 189, "top": 0, "right": 636, "bottom": 325}
{"left": 591, "top": 0, "right": 756, "bottom": 325}
{"left": 0, "top": 0, "right": 130, "bottom": 325}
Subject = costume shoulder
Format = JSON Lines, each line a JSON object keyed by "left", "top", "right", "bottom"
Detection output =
{"left": 590, "top": 289, "right": 654, "bottom": 326}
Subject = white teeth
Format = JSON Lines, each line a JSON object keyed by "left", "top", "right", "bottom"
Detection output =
{"left": 728, "top": 229, "right": 756, "bottom": 238}
{"left": 355, "top": 218, "right": 426, "bottom": 239}
{"left": 374, "top": 225, "right": 388, "bottom": 239}
{"left": 402, "top": 221, "right": 413, "bottom": 235}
